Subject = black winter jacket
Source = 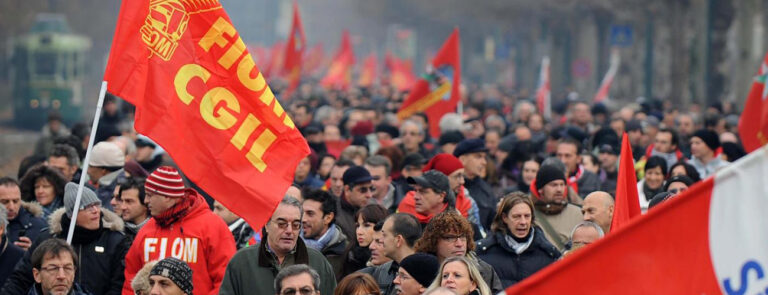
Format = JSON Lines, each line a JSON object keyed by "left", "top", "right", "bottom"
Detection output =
{"left": 475, "top": 227, "right": 560, "bottom": 288}
{"left": 1, "top": 208, "right": 131, "bottom": 295}
{"left": 6, "top": 202, "right": 46, "bottom": 245}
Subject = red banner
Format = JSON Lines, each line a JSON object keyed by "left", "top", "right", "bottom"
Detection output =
{"left": 282, "top": 1, "right": 305, "bottom": 97}
{"left": 385, "top": 52, "right": 416, "bottom": 92}
{"left": 104, "top": 0, "right": 309, "bottom": 245}
{"left": 321, "top": 30, "right": 355, "bottom": 89}
{"left": 397, "top": 28, "right": 461, "bottom": 138}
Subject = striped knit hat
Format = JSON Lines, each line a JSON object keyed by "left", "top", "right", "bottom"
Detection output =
{"left": 145, "top": 166, "right": 186, "bottom": 198}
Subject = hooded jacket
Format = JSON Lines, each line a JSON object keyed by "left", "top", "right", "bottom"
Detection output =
{"left": 1, "top": 208, "right": 131, "bottom": 295}
{"left": 6, "top": 202, "right": 46, "bottom": 245}
{"left": 122, "top": 190, "right": 236, "bottom": 295}
{"left": 476, "top": 227, "right": 561, "bottom": 288}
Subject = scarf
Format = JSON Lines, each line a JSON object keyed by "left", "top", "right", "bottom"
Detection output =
{"left": 643, "top": 181, "right": 664, "bottom": 202}
{"left": 126, "top": 216, "right": 151, "bottom": 232}
{"left": 42, "top": 196, "right": 64, "bottom": 218}
{"left": 60, "top": 214, "right": 104, "bottom": 245}
{"left": 154, "top": 190, "right": 196, "bottom": 228}
{"left": 567, "top": 165, "right": 584, "bottom": 195}
{"left": 303, "top": 223, "right": 338, "bottom": 251}
{"left": 504, "top": 229, "right": 535, "bottom": 254}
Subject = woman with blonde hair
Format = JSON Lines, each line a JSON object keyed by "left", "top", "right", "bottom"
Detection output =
{"left": 427, "top": 256, "right": 491, "bottom": 295}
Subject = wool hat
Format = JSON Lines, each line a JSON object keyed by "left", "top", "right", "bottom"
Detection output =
{"left": 453, "top": 138, "right": 488, "bottom": 157}
{"left": 150, "top": 257, "right": 193, "bottom": 295}
{"left": 423, "top": 154, "right": 463, "bottom": 175}
{"left": 535, "top": 164, "right": 567, "bottom": 190}
{"left": 90, "top": 141, "right": 125, "bottom": 168}
{"left": 402, "top": 153, "right": 427, "bottom": 169}
{"left": 399, "top": 253, "right": 439, "bottom": 287}
{"left": 407, "top": 170, "right": 451, "bottom": 195}
{"left": 663, "top": 175, "right": 694, "bottom": 192}
{"left": 692, "top": 129, "right": 720, "bottom": 152}
{"left": 64, "top": 182, "right": 101, "bottom": 218}
{"left": 375, "top": 124, "right": 400, "bottom": 139}
{"left": 145, "top": 166, "right": 186, "bottom": 198}
{"left": 343, "top": 166, "right": 373, "bottom": 186}
{"left": 598, "top": 143, "right": 619, "bottom": 156}
{"left": 438, "top": 131, "right": 464, "bottom": 146}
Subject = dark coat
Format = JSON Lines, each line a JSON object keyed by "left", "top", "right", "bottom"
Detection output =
{"left": 358, "top": 261, "right": 398, "bottom": 295}
{"left": 476, "top": 227, "right": 561, "bottom": 288}
{"left": 319, "top": 224, "right": 350, "bottom": 281}
{"left": 335, "top": 195, "right": 359, "bottom": 245}
{"left": 6, "top": 202, "right": 46, "bottom": 246}
{"left": 1, "top": 208, "right": 131, "bottom": 295}
{"left": 0, "top": 236, "right": 24, "bottom": 288}
{"left": 464, "top": 176, "right": 496, "bottom": 230}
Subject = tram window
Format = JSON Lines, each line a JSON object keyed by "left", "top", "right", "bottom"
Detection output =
{"left": 34, "top": 52, "right": 56, "bottom": 76}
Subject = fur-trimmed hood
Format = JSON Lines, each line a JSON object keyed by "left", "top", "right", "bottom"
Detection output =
{"left": 21, "top": 201, "right": 44, "bottom": 217}
{"left": 47, "top": 207, "right": 125, "bottom": 235}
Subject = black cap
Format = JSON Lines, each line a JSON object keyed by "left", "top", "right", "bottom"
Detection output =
{"left": 535, "top": 164, "right": 567, "bottom": 190}
{"left": 663, "top": 175, "right": 694, "bottom": 192}
{"left": 375, "top": 124, "right": 400, "bottom": 139}
{"left": 343, "top": 166, "right": 373, "bottom": 186}
{"left": 402, "top": 153, "right": 427, "bottom": 168}
{"left": 692, "top": 129, "right": 720, "bottom": 151}
{"left": 399, "top": 253, "right": 439, "bottom": 287}
{"left": 439, "top": 131, "right": 464, "bottom": 146}
{"left": 453, "top": 138, "right": 488, "bottom": 157}
{"left": 598, "top": 144, "right": 619, "bottom": 155}
{"left": 407, "top": 170, "right": 450, "bottom": 194}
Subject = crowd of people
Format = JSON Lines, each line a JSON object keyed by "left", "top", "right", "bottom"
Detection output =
{"left": 0, "top": 80, "right": 747, "bottom": 295}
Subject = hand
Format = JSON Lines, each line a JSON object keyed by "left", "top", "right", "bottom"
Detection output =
{"left": 14, "top": 236, "right": 32, "bottom": 251}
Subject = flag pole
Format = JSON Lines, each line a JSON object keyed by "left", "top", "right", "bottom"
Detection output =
{"left": 66, "top": 81, "right": 108, "bottom": 244}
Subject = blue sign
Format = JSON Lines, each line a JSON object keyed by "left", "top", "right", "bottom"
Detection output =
{"left": 610, "top": 25, "right": 633, "bottom": 47}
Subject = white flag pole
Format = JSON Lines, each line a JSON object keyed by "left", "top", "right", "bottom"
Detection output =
{"left": 67, "top": 81, "right": 108, "bottom": 244}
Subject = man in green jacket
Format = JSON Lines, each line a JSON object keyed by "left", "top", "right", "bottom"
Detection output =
{"left": 219, "top": 196, "right": 336, "bottom": 295}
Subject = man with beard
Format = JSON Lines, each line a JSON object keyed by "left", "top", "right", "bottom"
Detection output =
{"left": 530, "top": 165, "right": 583, "bottom": 251}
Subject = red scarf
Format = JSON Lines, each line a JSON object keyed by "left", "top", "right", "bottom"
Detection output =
{"left": 398, "top": 186, "right": 471, "bottom": 224}
{"left": 566, "top": 165, "right": 583, "bottom": 194}
{"left": 154, "top": 189, "right": 197, "bottom": 228}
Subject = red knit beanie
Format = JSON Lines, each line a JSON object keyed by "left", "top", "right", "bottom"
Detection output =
{"left": 423, "top": 153, "right": 464, "bottom": 175}
{"left": 145, "top": 166, "right": 186, "bottom": 198}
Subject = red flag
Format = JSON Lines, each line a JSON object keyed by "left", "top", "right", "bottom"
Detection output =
{"left": 593, "top": 48, "right": 620, "bottom": 104}
{"left": 303, "top": 43, "right": 325, "bottom": 76}
{"left": 397, "top": 28, "right": 460, "bottom": 138}
{"left": 505, "top": 144, "right": 768, "bottom": 294}
{"left": 104, "top": 0, "right": 309, "bottom": 247}
{"left": 610, "top": 132, "right": 641, "bottom": 231}
{"left": 321, "top": 30, "right": 355, "bottom": 89}
{"left": 385, "top": 52, "right": 417, "bottom": 92}
{"left": 739, "top": 52, "right": 768, "bottom": 152}
{"left": 264, "top": 41, "right": 285, "bottom": 78}
{"left": 535, "top": 56, "right": 551, "bottom": 120}
{"left": 358, "top": 53, "right": 377, "bottom": 87}
{"left": 282, "top": 1, "right": 305, "bottom": 97}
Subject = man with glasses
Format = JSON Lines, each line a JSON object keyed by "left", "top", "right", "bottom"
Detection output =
{"left": 273, "top": 264, "right": 322, "bottom": 295}
{"left": 3, "top": 183, "right": 131, "bottom": 295}
{"left": 123, "top": 166, "right": 235, "bottom": 295}
{"left": 564, "top": 221, "right": 605, "bottom": 256}
{"left": 393, "top": 253, "right": 439, "bottom": 295}
{"left": 335, "top": 166, "right": 375, "bottom": 242}
{"left": 28, "top": 239, "right": 88, "bottom": 295}
{"left": 221, "top": 196, "right": 336, "bottom": 295}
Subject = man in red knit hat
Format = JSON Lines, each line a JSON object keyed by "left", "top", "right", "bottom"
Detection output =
{"left": 121, "top": 166, "right": 236, "bottom": 295}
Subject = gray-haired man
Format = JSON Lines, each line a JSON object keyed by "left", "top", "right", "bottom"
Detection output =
{"left": 274, "top": 264, "right": 321, "bottom": 295}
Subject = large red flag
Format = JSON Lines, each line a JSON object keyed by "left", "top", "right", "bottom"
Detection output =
{"left": 358, "top": 53, "right": 377, "bottom": 87}
{"left": 397, "top": 28, "right": 460, "bottom": 138}
{"left": 321, "top": 30, "right": 355, "bottom": 89}
{"left": 610, "top": 132, "right": 641, "bottom": 231}
{"left": 535, "top": 56, "right": 551, "bottom": 120}
{"left": 506, "top": 144, "right": 768, "bottom": 294}
{"left": 282, "top": 1, "right": 305, "bottom": 98}
{"left": 739, "top": 52, "right": 768, "bottom": 152}
{"left": 104, "top": 0, "right": 309, "bottom": 246}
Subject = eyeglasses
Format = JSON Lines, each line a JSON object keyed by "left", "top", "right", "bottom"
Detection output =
{"left": 280, "top": 287, "right": 316, "bottom": 295}
{"left": 40, "top": 265, "right": 76, "bottom": 275}
{"left": 396, "top": 271, "right": 413, "bottom": 280}
{"left": 668, "top": 188, "right": 687, "bottom": 194}
{"left": 273, "top": 220, "right": 301, "bottom": 231}
{"left": 356, "top": 186, "right": 376, "bottom": 193}
{"left": 81, "top": 203, "right": 101, "bottom": 212}
{"left": 440, "top": 235, "right": 467, "bottom": 243}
